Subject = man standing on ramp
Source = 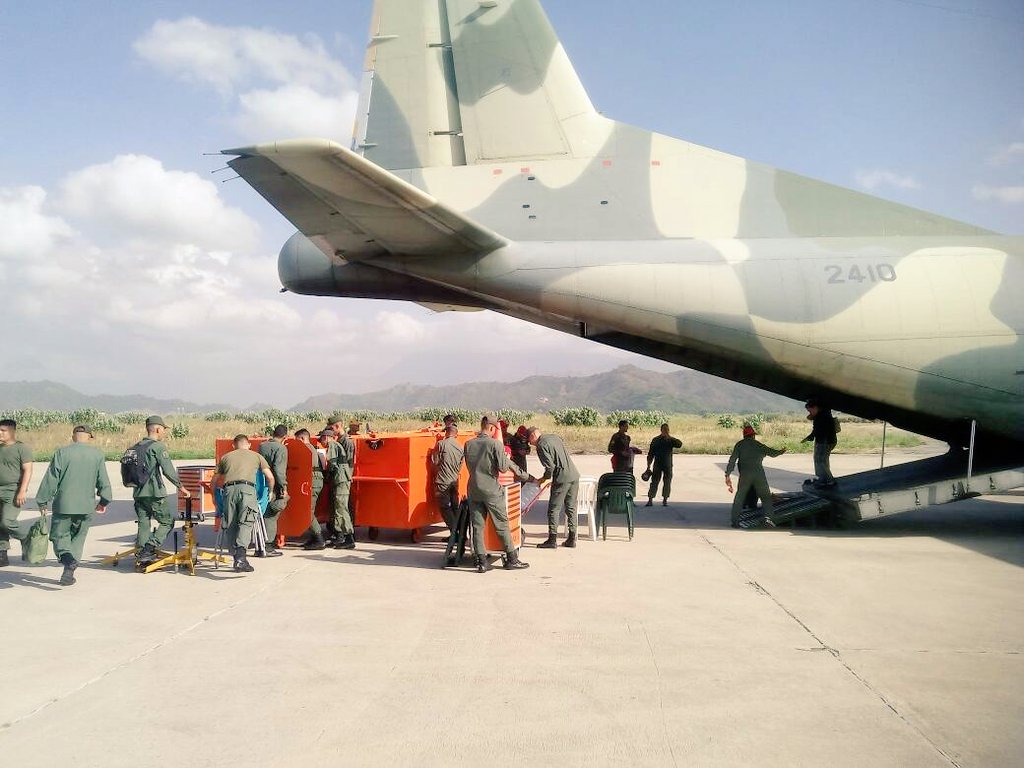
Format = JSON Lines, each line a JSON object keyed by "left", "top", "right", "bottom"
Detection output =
{"left": 725, "top": 425, "right": 786, "bottom": 527}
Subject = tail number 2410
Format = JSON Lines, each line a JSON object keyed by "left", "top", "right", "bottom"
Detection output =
{"left": 825, "top": 264, "right": 896, "bottom": 284}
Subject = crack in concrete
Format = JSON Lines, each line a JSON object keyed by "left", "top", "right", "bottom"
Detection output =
{"left": 641, "top": 623, "right": 680, "bottom": 768}
{"left": 699, "top": 534, "right": 964, "bottom": 768}
{"left": 0, "top": 563, "right": 311, "bottom": 733}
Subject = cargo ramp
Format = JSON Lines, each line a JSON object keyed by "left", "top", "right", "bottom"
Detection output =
{"left": 738, "top": 453, "right": 1024, "bottom": 529}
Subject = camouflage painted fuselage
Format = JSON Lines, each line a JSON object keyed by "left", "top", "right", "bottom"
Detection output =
{"left": 229, "top": 0, "right": 1023, "bottom": 449}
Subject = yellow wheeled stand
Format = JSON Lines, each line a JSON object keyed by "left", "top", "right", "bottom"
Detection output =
{"left": 142, "top": 498, "right": 230, "bottom": 575}
{"left": 101, "top": 546, "right": 171, "bottom": 568}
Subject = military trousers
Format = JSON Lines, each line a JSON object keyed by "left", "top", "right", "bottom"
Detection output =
{"left": 50, "top": 513, "right": 92, "bottom": 563}
{"left": 469, "top": 496, "right": 514, "bottom": 556}
{"left": 331, "top": 477, "right": 354, "bottom": 536}
{"left": 0, "top": 487, "right": 23, "bottom": 552}
{"left": 546, "top": 479, "right": 579, "bottom": 535}
{"left": 307, "top": 471, "right": 324, "bottom": 537}
{"left": 813, "top": 441, "right": 837, "bottom": 484}
{"left": 647, "top": 465, "right": 673, "bottom": 500}
{"left": 134, "top": 495, "right": 174, "bottom": 550}
{"left": 222, "top": 485, "right": 261, "bottom": 550}
{"left": 731, "top": 471, "right": 773, "bottom": 524}
{"left": 434, "top": 481, "right": 459, "bottom": 531}
{"left": 263, "top": 491, "right": 288, "bottom": 543}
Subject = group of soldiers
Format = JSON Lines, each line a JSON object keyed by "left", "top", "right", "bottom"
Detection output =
{"left": 0, "top": 400, "right": 839, "bottom": 584}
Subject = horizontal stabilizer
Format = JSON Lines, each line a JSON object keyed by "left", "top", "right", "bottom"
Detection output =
{"left": 223, "top": 139, "right": 507, "bottom": 261}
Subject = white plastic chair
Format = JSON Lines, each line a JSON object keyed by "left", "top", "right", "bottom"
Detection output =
{"left": 563, "top": 477, "right": 598, "bottom": 541}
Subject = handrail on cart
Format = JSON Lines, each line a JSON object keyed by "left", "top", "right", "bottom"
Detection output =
{"left": 352, "top": 476, "right": 411, "bottom": 499}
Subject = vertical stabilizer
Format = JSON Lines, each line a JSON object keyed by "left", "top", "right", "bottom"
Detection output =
{"left": 355, "top": 0, "right": 609, "bottom": 170}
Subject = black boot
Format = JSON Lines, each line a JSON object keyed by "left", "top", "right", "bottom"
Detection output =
{"left": 59, "top": 553, "right": 77, "bottom": 586}
{"left": 474, "top": 555, "right": 491, "bottom": 573}
{"left": 0, "top": 550, "right": 9, "bottom": 567}
{"left": 233, "top": 546, "right": 254, "bottom": 573}
{"left": 537, "top": 534, "right": 557, "bottom": 549}
{"left": 645, "top": 498, "right": 653, "bottom": 507}
{"left": 562, "top": 532, "right": 577, "bottom": 548}
{"left": 263, "top": 543, "right": 283, "bottom": 558}
{"left": 302, "top": 533, "right": 326, "bottom": 551}
{"left": 504, "top": 552, "right": 529, "bottom": 570}
{"left": 662, "top": 499, "right": 668, "bottom": 507}
{"left": 334, "top": 533, "right": 356, "bottom": 550}
{"left": 136, "top": 544, "right": 157, "bottom": 566}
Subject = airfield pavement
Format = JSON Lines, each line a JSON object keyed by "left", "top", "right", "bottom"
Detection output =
{"left": 1, "top": 449, "right": 1021, "bottom": 767}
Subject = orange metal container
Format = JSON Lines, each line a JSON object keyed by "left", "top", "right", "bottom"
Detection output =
{"left": 484, "top": 482, "right": 522, "bottom": 553}
{"left": 176, "top": 466, "right": 215, "bottom": 515}
{"left": 352, "top": 429, "right": 472, "bottom": 539}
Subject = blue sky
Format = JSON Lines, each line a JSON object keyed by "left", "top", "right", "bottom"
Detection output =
{"left": 1, "top": 0, "right": 1021, "bottom": 406}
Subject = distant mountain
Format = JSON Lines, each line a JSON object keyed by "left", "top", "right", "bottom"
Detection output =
{"left": 293, "top": 365, "right": 801, "bottom": 414}
{"left": 0, "top": 380, "right": 229, "bottom": 414}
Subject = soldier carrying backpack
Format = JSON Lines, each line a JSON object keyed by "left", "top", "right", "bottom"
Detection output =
{"left": 122, "top": 416, "right": 190, "bottom": 566}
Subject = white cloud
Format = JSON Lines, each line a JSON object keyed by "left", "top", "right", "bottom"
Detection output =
{"left": 232, "top": 85, "right": 360, "bottom": 142}
{"left": 135, "top": 17, "right": 357, "bottom": 142}
{"left": 971, "top": 184, "right": 1024, "bottom": 204}
{"left": 376, "top": 310, "right": 428, "bottom": 345}
{"left": 987, "top": 142, "right": 1024, "bottom": 167}
{"left": 0, "top": 186, "right": 74, "bottom": 261}
{"left": 854, "top": 169, "right": 921, "bottom": 192}
{"left": 58, "top": 154, "right": 260, "bottom": 251}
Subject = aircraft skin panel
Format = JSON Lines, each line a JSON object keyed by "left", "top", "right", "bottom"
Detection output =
{"left": 229, "top": 0, "right": 1023, "bottom": 456}
{"left": 224, "top": 138, "right": 506, "bottom": 259}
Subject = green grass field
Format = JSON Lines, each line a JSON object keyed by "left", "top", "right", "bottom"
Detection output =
{"left": 16, "top": 413, "right": 924, "bottom": 462}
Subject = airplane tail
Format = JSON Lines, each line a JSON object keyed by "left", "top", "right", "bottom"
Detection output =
{"left": 354, "top": 0, "right": 610, "bottom": 170}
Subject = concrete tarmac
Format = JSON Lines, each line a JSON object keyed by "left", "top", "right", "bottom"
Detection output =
{"left": 1, "top": 451, "right": 1021, "bottom": 767}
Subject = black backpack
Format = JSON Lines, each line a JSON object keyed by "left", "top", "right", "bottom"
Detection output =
{"left": 121, "top": 439, "right": 155, "bottom": 488}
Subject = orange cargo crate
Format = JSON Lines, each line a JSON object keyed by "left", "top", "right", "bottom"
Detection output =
{"left": 352, "top": 429, "right": 473, "bottom": 540}
{"left": 176, "top": 465, "right": 215, "bottom": 515}
{"left": 483, "top": 482, "right": 522, "bottom": 553}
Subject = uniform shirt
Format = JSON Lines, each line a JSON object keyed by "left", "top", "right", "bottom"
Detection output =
{"left": 607, "top": 432, "right": 634, "bottom": 470}
{"left": 0, "top": 440, "right": 32, "bottom": 489}
{"left": 217, "top": 448, "right": 271, "bottom": 485}
{"left": 463, "top": 432, "right": 529, "bottom": 502}
{"left": 258, "top": 438, "right": 288, "bottom": 489}
{"left": 647, "top": 435, "right": 683, "bottom": 470}
{"left": 432, "top": 437, "right": 464, "bottom": 489}
{"left": 535, "top": 434, "right": 580, "bottom": 484}
{"left": 35, "top": 442, "right": 112, "bottom": 514}
{"left": 336, "top": 435, "right": 356, "bottom": 481}
{"left": 726, "top": 437, "right": 785, "bottom": 476}
{"left": 806, "top": 410, "right": 837, "bottom": 444}
{"left": 133, "top": 440, "right": 182, "bottom": 499}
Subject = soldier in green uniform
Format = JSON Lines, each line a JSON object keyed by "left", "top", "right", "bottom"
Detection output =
{"left": 295, "top": 429, "right": 327, "bottom": 550}
{"left": 132, "top": 416, "right": 190, "bottom": 566}
{"left": 323, "top": 427, "right": 356, "bottom": 550}
{"left": 725, "top": 425, "right": 787, "bottom": 527}
{"left": 0, "top": 418, "right": 34, "bottom": 567}
{"left": 35, "top": 426, "right": 112, "bottom": 586}
{"left": 213, "top": 434, "right": 275, "bottom": 573}
{"left": 431, "top": 423, "right": 464, "bottom": 533}
{"left": 644, "top": 423, "right": 682, "bottom": 507}
{"left": 527, "top": 426, "right": 581, "bottom": 549}
{"left": 257, "top": 424, "right": 289, "bottom": 557}
{"left": 463, "top": 415, "right": 532, "bottom": 573}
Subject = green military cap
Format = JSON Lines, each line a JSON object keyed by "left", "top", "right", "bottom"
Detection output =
{"left": 145, "top": 415, "right": 167, "bottom": 428}
{"left": 481, "top": 412, "right": 498, "bottom": 425}
{"left": 73, "top": 425, "right": 94, "bottom": 437}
